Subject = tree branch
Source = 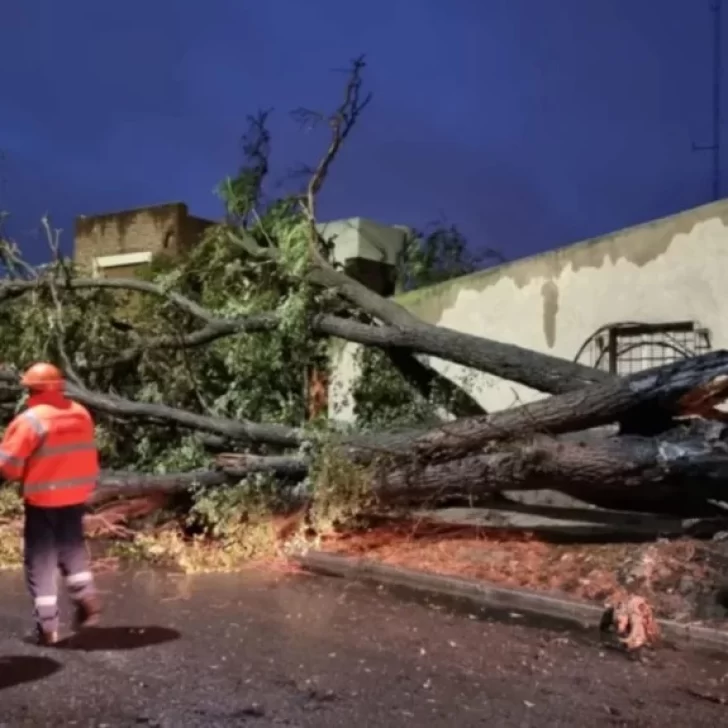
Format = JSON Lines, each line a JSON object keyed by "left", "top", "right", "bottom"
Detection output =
{"left": 0, "top": 274, "right": 611, "bottom": 394}
{"left": 303, "top": 55, "right": 373, "bottom": 216}
{"left": 40, "top": 215, "right": 85, "bottom": 386}
{"left": 0, "top": 369, "right": 305, "bottom": 448}
{"left": 92, "top": 453, "right": 308, "bottom": 505}
{"left": 0, "top": 276, "right": 217, "bottom": 321}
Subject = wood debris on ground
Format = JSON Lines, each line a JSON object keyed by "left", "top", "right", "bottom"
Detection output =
{"left": 600, "top": 594, "right": 660, "bottom": 651}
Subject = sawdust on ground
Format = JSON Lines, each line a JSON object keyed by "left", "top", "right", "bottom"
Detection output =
{"left": 319, "top": 518, "right": 728, "bottom": 623}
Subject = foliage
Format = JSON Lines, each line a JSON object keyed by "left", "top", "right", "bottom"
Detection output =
{"left": 395, "top": 222, "right": 504, "bottom": 293}
{"left": 186, "top": 472, "right": 287, "bottom": 540}
{"left": 106, "top": 520, "right": 279, "bottom": 572}
{"left": 350, "top": 348, "right": 450, "bottom": 430}
{"left": 308, "top": 442, "right": 373, "bottom": 530}
{"left": 0, "top": 488, "right": 22, "bottom": 568}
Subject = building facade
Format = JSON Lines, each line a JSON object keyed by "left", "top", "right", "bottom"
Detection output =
{"left": 73, "top": 205, "right": 409, "bottom": 288}
{"left": 73, "top": 202, "right": 214, "bottom": 277}
{"left": 330, "top": 197, "right": 728, "bottom": 420}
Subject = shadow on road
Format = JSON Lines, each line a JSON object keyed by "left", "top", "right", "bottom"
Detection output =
{"left": 0, "top": 655, "right": 62, "bottom": 690}
{"left": 54, "top": 625, "right": 181, "bottom": 652}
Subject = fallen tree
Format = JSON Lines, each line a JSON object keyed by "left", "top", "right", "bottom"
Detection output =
{"left": 0, "top": 350, "right": 724, "bottom": 465}
{"left": 1, "top": 57, "right": 727, "bottom": 537}
{"left": 87, "top": 418, "right": 728, "bottom": 518}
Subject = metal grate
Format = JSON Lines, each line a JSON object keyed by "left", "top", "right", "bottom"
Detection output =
{"left": 580, "top": 331, "right": 613, "bottom": 373}
{"left": 582, "top": 322, "right": 712, "bottom": 375}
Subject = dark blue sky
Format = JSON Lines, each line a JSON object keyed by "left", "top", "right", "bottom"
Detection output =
{"left": 0, "top": 0, "right": 723, "bottom": 264}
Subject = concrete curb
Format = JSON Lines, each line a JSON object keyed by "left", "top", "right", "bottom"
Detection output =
{"left": 293, "top": 550, "right": 728, "bottom": 654}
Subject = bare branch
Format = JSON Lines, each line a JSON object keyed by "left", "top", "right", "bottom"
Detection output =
{"left": 306, "top": 55, "right": 372, "bottom": 209}
{"left": 297, "top": 56, "right": 372, "bottom": 269}
{"left": 40, "top": 215, "right": 84, "bottom": 386}
{"left": 0, "top": 217, "right": 38, "bottom": 281}
{"left": 0, "top": 275, "right": 217, "bottom": 322}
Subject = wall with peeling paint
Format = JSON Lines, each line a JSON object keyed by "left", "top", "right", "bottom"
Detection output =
{"left": 329, "top": 198, "right": 728, "bottom": 420}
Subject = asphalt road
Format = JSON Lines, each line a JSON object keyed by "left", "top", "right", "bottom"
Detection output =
{"left": 0, "top": 566, "right": 726, "bottom": 727}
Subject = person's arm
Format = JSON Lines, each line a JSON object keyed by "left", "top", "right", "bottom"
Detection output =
{"left": 0, "top": 411, "right": 43, "bottom": 482}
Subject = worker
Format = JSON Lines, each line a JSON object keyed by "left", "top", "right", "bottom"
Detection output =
{"left": 0, "top": 362, "right": 102, "bottom": 646}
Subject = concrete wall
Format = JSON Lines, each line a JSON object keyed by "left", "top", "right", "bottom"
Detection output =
{"left": 318, "top": 217, "right": 409, "bottom": 266}
{"left": 73, "top": 202, "right": 213, "bottom": 275}
{"left": 318, "top": 217, "right": 409, "bottom": 297}
{"left": 330, "top": 198, "right": 728, "bottom": 420}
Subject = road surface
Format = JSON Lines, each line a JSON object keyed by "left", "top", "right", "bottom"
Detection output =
{"left": 0, "top": 565, "right": 725, "bottom": 726}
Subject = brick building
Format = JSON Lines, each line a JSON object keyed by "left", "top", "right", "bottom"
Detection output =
{"left": 73, "top": 202, "right": 213, "bottom": 277}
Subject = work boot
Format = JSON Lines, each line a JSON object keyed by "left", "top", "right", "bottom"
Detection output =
{"left": 35, "top": 625, "right": 59, "bottom": 647}
{"left": 73, "top": 594, "right": 102, "bottom": 631}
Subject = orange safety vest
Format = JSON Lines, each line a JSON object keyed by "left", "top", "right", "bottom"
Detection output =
{"left": 0, "top": 392, "right": 98, "bottom": 507}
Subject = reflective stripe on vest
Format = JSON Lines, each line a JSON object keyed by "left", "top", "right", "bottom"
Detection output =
{"left": 0, "top": 410, "right": 48, "bottom": 473}
{"left": 23, "top": 475, "right": 97, "bottom": 496}
{"left": 21, "top": 410, "right": 47, "bottom": 436}
{"left": 32, "top": 442, "right": 97, "bottom": 459}
{"left": 0, "top": 448, "right": 24, "bottom": 468}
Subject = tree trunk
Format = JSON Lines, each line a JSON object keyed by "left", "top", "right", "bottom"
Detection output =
{"left": 401, "top": 350, "right": 728, "bottom": 460}
{"left": 90, "top": 422, "right": 728, "bottom": 517}
{"left": 369, "top": 419, "right": 728, "bottom": 516}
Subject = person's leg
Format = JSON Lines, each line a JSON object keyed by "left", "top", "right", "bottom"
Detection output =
{"left": 56, "top": 503, "right": 101, "bottom": 628}
{"left": 23, "top": 504, "right": 60, "bottom": 641}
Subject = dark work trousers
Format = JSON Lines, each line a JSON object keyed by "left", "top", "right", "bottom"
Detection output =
{"left": 23, "top": 503, "right": 96, "bottom": 632}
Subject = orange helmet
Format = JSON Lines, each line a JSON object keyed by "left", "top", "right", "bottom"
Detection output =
{"left": 20, "top": 362, "right": 65, "bottom": 391}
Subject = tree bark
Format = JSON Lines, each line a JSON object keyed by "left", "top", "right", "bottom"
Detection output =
{"left": 307, "top": 265, "right": 613, "bottom": 393}
{"left": 368, "top": 419, "right": 728, "bottom": 516}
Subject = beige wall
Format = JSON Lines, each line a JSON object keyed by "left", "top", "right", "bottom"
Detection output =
{"left": 330, "top": 198, "right": 728, "bottom": 420}
{"left": 73, "top": 202, "right": 213, "bottom": 274}
{"left": 318, "top": 217, "right": 409, "bottom": 266}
